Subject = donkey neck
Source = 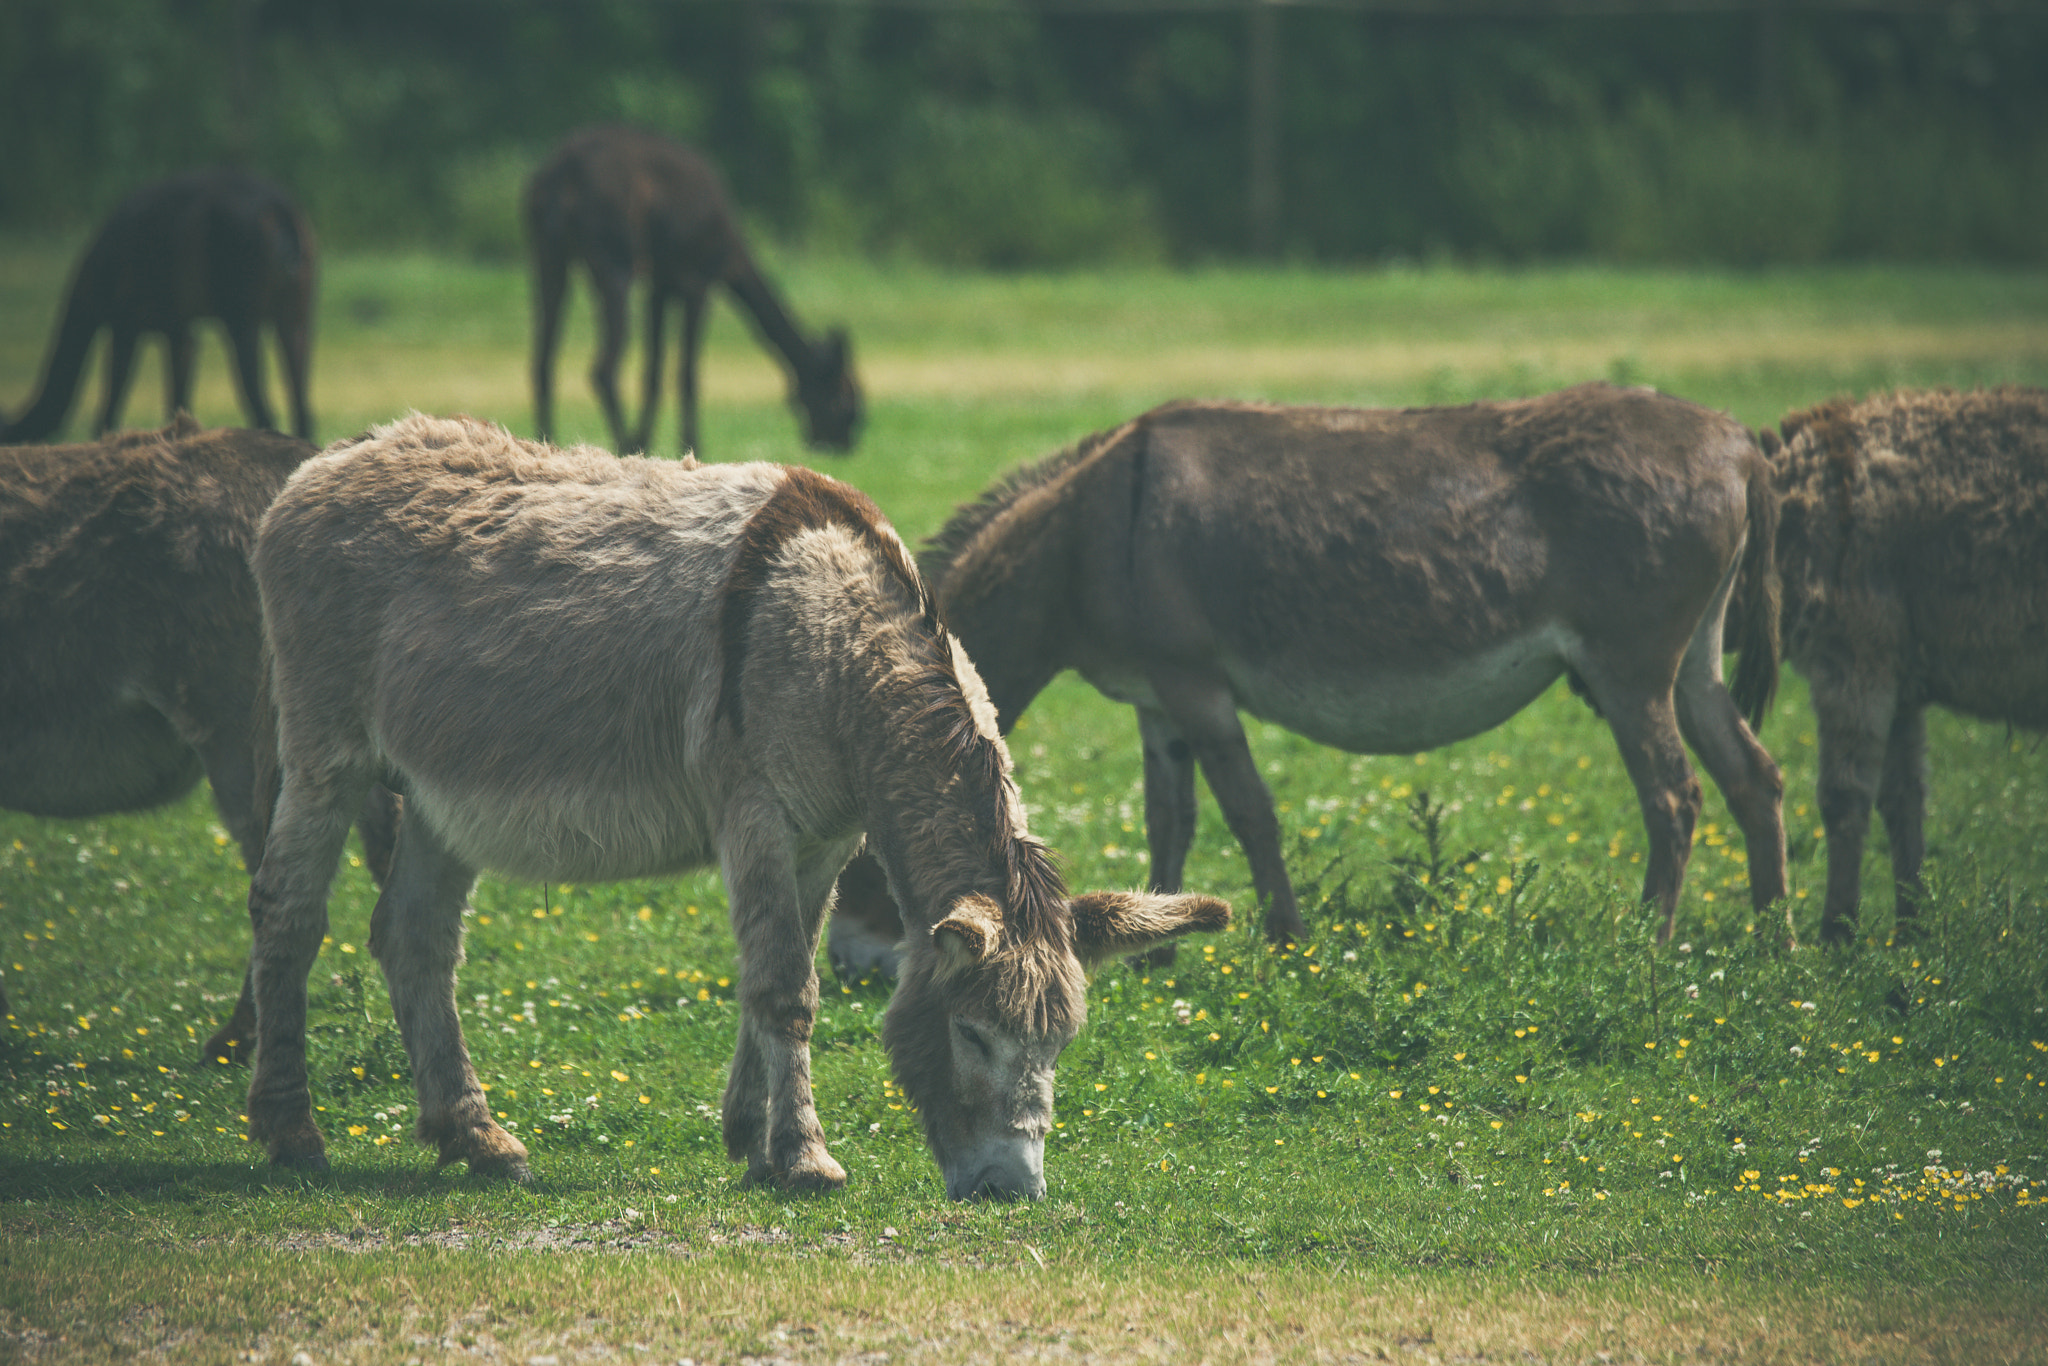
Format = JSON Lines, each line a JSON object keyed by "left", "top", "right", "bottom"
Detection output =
{"left": 724, "top": 253, "right": 828, "bottom": 383}
{"left": 924, "top": 484, "right": 1089, "bottom": 731}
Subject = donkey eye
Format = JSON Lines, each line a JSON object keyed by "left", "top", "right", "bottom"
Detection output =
{"left": 954, "top": 1020, "right": 992, "bottom": 1059}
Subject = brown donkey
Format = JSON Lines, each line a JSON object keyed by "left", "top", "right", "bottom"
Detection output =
{"left": 1761, "top": 387, "right": 2048, "bottom": 945}
{"left": 832, "top": 383, "right": 1788, "bottom": 969}
{"left": 0, "top": 417, "right": 395, "bottom": 1038}
{"left": 244, "top": 414, "right": 1224, "bottom": 1196}
{"left": 524, "top": 125, "right": 861, "bottom": 456}
{"left": 2, "top": 170, "right": 316, "bottom": 444}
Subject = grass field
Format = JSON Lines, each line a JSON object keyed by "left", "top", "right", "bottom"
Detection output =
{"left": 3, "top": 245, "right": 2048, "bottom": 1363}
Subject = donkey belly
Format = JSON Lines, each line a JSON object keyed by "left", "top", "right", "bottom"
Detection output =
{"left": 400, "top": 775, "right": 722, "bottom": 885}
{"left": 1227, "top": 624, "right": 1575, "bottom": 755}
{"left": 0, "top": 702, "right": 203, "bottom": 817}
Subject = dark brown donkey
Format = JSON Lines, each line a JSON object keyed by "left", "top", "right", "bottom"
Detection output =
{"left": 2, "top": 169, "right": 316, "bottom": 443}
{"left": 243, "top": 414, "right": 1221, "bottom": 1196}
{"left": 0, "top": 416, "right": 395, "bottom": 1042}
{"left": 524, "top": 125, "right": 861, "bottom": 456}
{"left": 1761, "top": 387, "right": 2048, "bottom": 945}
{"left": 831, "top": 383, "right": 1789, "bottom": 971}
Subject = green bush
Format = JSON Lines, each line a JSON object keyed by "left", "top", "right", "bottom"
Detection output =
{"left": 868, "top": 99, "right": 1164, "bottom": 269}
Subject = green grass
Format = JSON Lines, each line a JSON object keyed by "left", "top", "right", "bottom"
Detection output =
{"left": 4, "top": 249, "right": 2047, "bottom": 1361}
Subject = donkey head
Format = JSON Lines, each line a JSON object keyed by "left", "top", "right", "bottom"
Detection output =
{"left": 883, "top": 887, "right": 1229, "bottom": 1201}
{"left": 794, "top": 327, "right": 862, "bottom": 453}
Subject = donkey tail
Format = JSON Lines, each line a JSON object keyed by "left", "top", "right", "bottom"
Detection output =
{"left": 1, "top": 268, "right": 104, "bottom": 442}
{"left": 1727, "top": 445, "right": 1782, "bottom": 734}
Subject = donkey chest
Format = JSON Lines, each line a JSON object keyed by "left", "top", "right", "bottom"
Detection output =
{"left": 1080, "top": 624, "right": 1575, "bottom": 755}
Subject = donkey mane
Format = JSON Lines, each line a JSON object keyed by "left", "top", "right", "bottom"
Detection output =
{"left": 919, "top": 418, "right": 1140, "bottom": 584}
{"left": 719, "top": 465, "right": 934, "bottom": 730}
{"left": 719, "top": 465, "right": 1072, "bottom": 986}
{"left": 908, "top": 649, "right": 1078, "bottom": 1035}
{"left": 913, "top": 660, "right": 1069, "bottom": 929}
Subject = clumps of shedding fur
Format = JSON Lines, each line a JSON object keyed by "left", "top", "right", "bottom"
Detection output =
{"left": 1771, "top": 387, "right": 2048, "bottom": 611}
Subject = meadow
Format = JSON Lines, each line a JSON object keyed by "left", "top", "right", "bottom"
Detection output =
{"left": 3, "top": 243, "right": 2047, "bottom": 1363}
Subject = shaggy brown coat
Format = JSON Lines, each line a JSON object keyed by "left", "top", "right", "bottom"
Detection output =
{"left": 1762, "top": 386, "right": 2048, "bottom": 943}
{"left": 242, "top": 414, "right": 1221, "bottom": 1197}
{"left": 0, "top": 416, "right": 395, "bottom": 1036}
{"left": 832, "top": 382, "right": 1788, "bottom": 967}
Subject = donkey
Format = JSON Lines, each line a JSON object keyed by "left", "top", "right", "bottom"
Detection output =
{"left": 2, "top": 169, "right": 316, "bottom": 444}
{"left": 831, "top": 382, "right": 1788, "bottom": 969}
{"left": 0, "top": 416, "right": 396, "bottom": 1042}
{"left": 1760, "top": 387, "right": 2048, "bottom": 945}
{"left": 524, "top": 125, "right": 862, "bottom": 457}
{"left": 243, "top": 414, "right": 1224, "bottom": 1196}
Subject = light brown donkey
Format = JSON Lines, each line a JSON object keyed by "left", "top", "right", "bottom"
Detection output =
{"left": 1761, "top": 387, "right": 2048, "bottom": 945}
{"left": 0, "top": 416, "right": 396, "bottom": 1038}
{"left": 244, "top": 414, "right": 1225, "bottom": 1197}
{"left": 833, "top": 382, "right": 1788, "bottom": 966}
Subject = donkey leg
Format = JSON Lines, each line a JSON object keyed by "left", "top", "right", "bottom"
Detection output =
{"left": 530, "top": 246, "right": 569, "bottom": 442}
{"left": 244, "top": 770, "right": 364, "bottom": 1169}
{"left": 720, "top": 806, "right": 850, "bottom": 1192}
{"left": 1127, "top": 707, "right": 1202, "bottom": 967}
{"left": 1672, "top": 611, "right": 1787, "bottom": 926}
{"left": 1149, "top": 670, "right": 1304, "bottom": 944}
{"left": 1138, "top": 708, "right": 1200, "bottom": 894}
{"left": 278, "top": 315, "right": 314, "bottom": 443}
{"left": 588, "top": 265, "right": 634, "bottom": 453}
{"left": 1810, "top": 668, "right": 1897, "bottom": 947}
{"left": 367, "top": 816, "right": 528, "bottom": 1180}
{"left": 1875, "top": 704, "right": 1929, "bottom": 938}
{"left": 1584, "top": 670, "right": 1702, "bottom": 945}
{"left": 95, "top": 325, "right": 140, "bottom": 436}
{"left": 193, "top": 718, "right": 265, "bottom": 1066}
{"left": 224, "top": 317, "right": 278, "bottom": 433}
{"left": 631, "top": 287, "right": 667, "bottom": 454}
{"left": 677, "top": 286, "right": 709, "bottom": 457}
{"left": 165, "top": 322, "right": 197, "bottom": 424}
{"left": 354, "top": 785, "right": 403, "bottom": 886}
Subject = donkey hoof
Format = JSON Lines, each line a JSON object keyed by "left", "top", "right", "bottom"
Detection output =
{"left": 469, "top": 1152, "right": 533, "bottom": 1184}
{"left": 776, "top": 1153, "right": 849, "bottom": 1194}
{"left": 198, "top": 1033, "right": 248, "bottom": 1067}
{"left": 269, "top": 1146, "right": 331, "bottom": 1174}
{"left": 436, "top": 1125, "right": 531, "bottom": 1182}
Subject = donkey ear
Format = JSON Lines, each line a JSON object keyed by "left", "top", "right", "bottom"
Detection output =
{"left": 931, "top": 893, "right": 1004, "bottom": 976}
{"left": 1068, "top": 891, "right": 1231, "bottom": 969}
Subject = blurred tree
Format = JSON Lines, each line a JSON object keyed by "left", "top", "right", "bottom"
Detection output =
{"left": 1, "top": 0, "right": 2042, "bottom": 266}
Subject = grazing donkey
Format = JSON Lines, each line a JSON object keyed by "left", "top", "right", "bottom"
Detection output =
{"left": 831, "top": 382, "right": 1788, "bottom": 969}
{"left": 244, "top": 414, "right": 1225, "bottom": 1197}
{"left": 0, "top": 416, "right": 396, "bottom": 1041}
{"left": 2, "top": 169, "right": 316, "bottom": 443}
{"left": 525, "top": 125, "right": 862, "bottom": 456}
{"left": 1760, "top": 387, "right": 2048, "bottom": 945}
